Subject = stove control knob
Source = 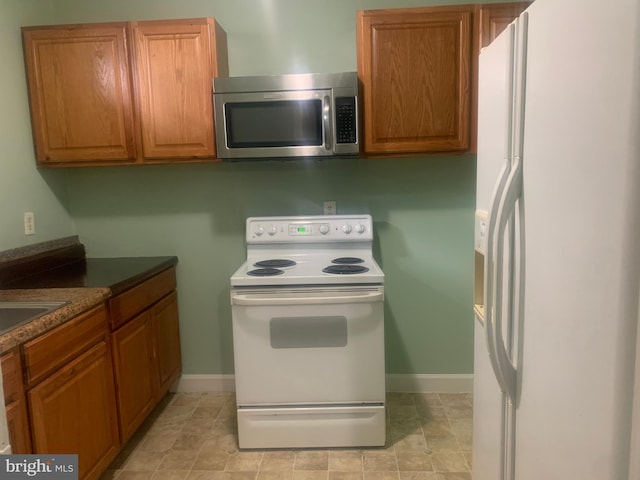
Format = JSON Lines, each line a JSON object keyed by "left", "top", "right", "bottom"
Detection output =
{"left": 267, "top": 225, "right": 277, "bottom": 236}
{"left": 342, "top": 224, "right": 353, "bottom": 234}
{"left": 319, "top": 224, "right": 330, "bottom": 235}
{"left": 355, "top": 223, "right": 366, "bottom": 234}
{"left": 254, "top": 226, "right": 265, "bottom": 236}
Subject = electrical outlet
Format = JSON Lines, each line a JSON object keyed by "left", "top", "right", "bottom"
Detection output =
{"left": 24, "top": 212, "right": 35, "bottom": 236}
{"left": 323, "top": 201, "right": 336, "bottom": 215}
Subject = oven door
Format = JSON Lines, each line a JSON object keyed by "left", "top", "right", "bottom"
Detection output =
{"left": 230, "top": 285, "right": 385, "bottom": 406}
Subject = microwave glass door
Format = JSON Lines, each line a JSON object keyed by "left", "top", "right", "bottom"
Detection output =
{"left": 226, "top": 100, "right": 322, "bottom": 148}
{"left": 215, "top": 90, "right": 333, "bottom": 159}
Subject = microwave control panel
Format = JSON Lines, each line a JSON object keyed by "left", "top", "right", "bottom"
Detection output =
{"left": 335, "top": 97, "right": 357, "bottom": 144}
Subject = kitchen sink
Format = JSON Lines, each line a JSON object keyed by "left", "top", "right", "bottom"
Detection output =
{"left": 0, "top": 301, "right": 69, "bottom": 334}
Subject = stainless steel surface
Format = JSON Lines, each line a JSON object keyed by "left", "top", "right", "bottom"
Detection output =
{"left": 0, "top": 301, "right": 68, "bottom": 333}
{"left": 213, "top": 72, "right": 358, "bottom": 93}
{"left": 213, "top": 72, "right": 359, "bottom": 159}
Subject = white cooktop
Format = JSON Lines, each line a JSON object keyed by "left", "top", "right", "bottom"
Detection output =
{"left": 231, "top": 215, "right": 384, "bottom": 287}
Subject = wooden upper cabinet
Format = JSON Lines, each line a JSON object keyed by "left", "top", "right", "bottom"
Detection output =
{"left": 478, "top": 2, "right": 531, "bottom": 48}
{"left": 132, "top": 18, "right": 229, "bottom": 160}
{"left": 22, "top": 24, "right": 136, "bottom": 163}
{"left": 21, "top": 18, "right": 228, "bottom": 167}
{"left": 357, "top": 6, "right": 473, "bottom": 155}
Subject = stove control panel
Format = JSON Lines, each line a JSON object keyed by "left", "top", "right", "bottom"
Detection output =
{"left": 247, "top": 215, "right": 373, "bottom": 243}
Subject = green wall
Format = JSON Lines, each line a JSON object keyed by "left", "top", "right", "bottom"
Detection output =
{"left": 0, "top": 0, "right": 74, "bottom": 251}
{"left": 65, "top": 157, "right": 475, "bottom": 375}
{"left": 3, "top": 0, "right": 486, "bottom": 376}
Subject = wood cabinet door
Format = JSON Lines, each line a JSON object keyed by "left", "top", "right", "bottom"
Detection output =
{"left": 357, "top": 6, "right": 472, "bottom": 155}
{"left": 28, "top": 340, "right": 119, "bottom": 480}
{"left": 2, "top": 350, "right": 32, "bottom": 453}
{"left": 5, "top": 401, "right": 32, "bottom": 454}
{"left": 152, "top": 291, "right": 182, "bottom": 397}
{"left": 111, "top": 310, "right": 155, "bottom": 443}
{"left": 22, "top": 24, "right": 136, "bottom": 164}
{"left": 479, "top": 2, "right": 531, "bottom": 48}
{"left": 133, "top": 18, "right": 226, "bottom": 160}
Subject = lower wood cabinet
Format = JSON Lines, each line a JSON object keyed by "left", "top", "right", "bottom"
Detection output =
{"left": 1, "top": 349, "right": 32, "bottom": 453}
{"left": 110, "top": 267, "right": 182, "bottom": 444}
{"left": 112, "top": 310, "right": 156, "bottom": 442}
{"left": 24, "top": 305, "right": 119, "bottom": 480}
{"left": 0, "top": 267, "right": 181, "bottom": 480}
{"left": 153, "top": 291, "right": 181, "bottom": 397}
{"left": 28, "top": 341, "right": 119, "bottom": 480}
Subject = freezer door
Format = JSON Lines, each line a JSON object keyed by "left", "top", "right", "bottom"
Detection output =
{"left": 475, "top": 22, "right": 514, "bottom": 212}
{"left": 474, "top": 17, "right": 523, "bottom": 480}
{"left": 473, "top": 310, "right": 504, "bottom": 480}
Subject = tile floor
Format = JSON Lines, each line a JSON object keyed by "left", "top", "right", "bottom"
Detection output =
{"left": 102, "top": 392, "right": 473, "bottom": 480}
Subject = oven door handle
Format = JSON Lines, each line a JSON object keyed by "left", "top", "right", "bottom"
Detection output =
{"left": 231, "top": 291, "right": 384, "bottom": 306}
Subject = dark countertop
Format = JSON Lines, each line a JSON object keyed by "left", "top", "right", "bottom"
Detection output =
{"left": 5, "top": 257, "right": 178, "bottom": 295}
{"left": 0, "top": 288, "right": 111, "bottom": 353}
{"left": 0, "top": 242, "right": 179, "bottom": 353}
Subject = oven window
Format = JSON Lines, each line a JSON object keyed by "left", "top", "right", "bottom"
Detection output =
{"left": 225, "top": 100, "right": 323, "bottom": 148}
{"left": 270, "top": 316, "right": 347, "bottom": 349}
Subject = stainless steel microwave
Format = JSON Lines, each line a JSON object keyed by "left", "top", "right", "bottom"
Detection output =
{"left": 212, "top": 72, "right": 359, "bottom": 160}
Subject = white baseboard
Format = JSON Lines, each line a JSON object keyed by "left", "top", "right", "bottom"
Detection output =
{"left": 175, "top": 374, "right": 473, "bottom": 394}
{"left": 174, "top": 374, "right": 236, "bottom": 392}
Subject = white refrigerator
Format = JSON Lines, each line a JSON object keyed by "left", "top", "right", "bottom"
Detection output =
{"left": 473, "top": 0, "right": 640, "bottom": 479}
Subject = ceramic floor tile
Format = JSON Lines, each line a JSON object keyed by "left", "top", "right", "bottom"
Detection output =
{"left": 398, "top": 473, "right": 439, "bottom": 480}
{"left": 363, "top": 453, "right": 397, "bottom": 471}
{"left": 429, "top": 452, "right": 468, "bottom": 473}
{"left": 328, "top": 473, "right": 363, "bottom": 480}
{"left": 149, "top": 470, "right": 190, "bottom": 480}
{"left": 185, "top": 472, "right": 225, "bottom": 480}
{"left": 115, "top": 472, "right": 154, "bottom": 480}
{"left": 260, "top": 451, "right": 295, "bottom": 471}
{"left": 362, "top": 472, "right": 400, "bottom": 480}
{"left": 157, "top": 449, "right": 199, "bottom": 471}
{"left": 292, "top": 471, "right": 329, "bottom": 480}
{"left": 101, "top": 392, "right": 473, "bottom": 480}
{"left": 295, "top": 451, "right": 329, "bottom": 470}
{"left": 395, "top": 451, "right": 433, "bottom": 472}
{"left": 256, "top": 471, "right": 294, "bottom": 480}
{"left": 124, "top": 450, "right": 165, "bottom": 472}
{"left": 223, "top": 451, "right": 262, "bottom": 472}
{"left": 328, "top": 451, "right": 363, "bottom": 472}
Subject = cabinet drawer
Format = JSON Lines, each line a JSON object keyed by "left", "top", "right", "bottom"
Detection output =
{"left": 1, "top": 349, "right": 24, "bottom": 405}
{"left": 109, "top": 268, "right": 176, "bottom": 329}
{"left": 23, "top": 304, "right": 108, "bottom": 387}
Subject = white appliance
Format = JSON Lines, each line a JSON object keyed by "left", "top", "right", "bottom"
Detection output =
{"left": 473, "top": 0, "right": 640, "bottom": 479}
{"left": 230, "top": 215, "right": 385, "bottom": 449}
{"left": 213, "top": 72, "right": 359, "bottom": 160}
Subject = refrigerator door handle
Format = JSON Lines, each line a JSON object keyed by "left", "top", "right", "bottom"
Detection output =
{"left": 484, "top": 157, "right": 511, "bottom": 393}
{"left": 492, "top": 155, "right": 523, "bottom": 403}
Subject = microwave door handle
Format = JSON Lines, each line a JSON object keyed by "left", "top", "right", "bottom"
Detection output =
{"left": 323, "top": 95, "right": 332, "bottom": 152}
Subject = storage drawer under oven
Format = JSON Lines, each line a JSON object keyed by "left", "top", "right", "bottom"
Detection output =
{"left": 230, "top": 286, "right": 385, "bottom": 406}
{"left": 237, "top": 404, "right": 386, "bottom": 449}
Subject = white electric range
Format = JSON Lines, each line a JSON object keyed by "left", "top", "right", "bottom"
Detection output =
{"left": 230, "top": 215, "right": 386, "bottom": 449}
